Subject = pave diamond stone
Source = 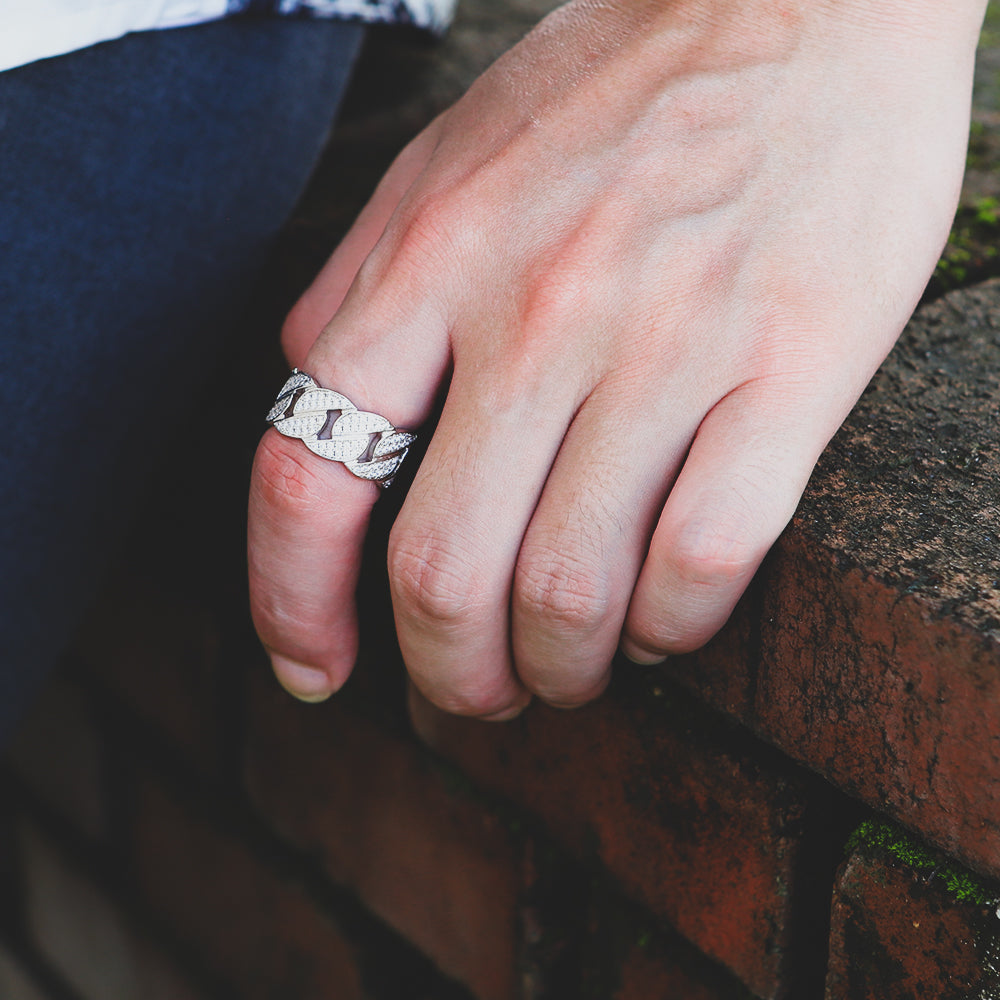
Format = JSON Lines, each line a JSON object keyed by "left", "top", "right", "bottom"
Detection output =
{"left": 265, "top": 369, "right": 319, "bottom": 422}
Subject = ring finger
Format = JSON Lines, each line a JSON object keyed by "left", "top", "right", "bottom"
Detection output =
{"left": 511, "top": 374, "right": 709, "bottom": 706}
{"left": 388, "top": 342, "right": 584, "bottom": 719}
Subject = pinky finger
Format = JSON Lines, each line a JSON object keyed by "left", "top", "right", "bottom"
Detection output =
{"left": 621, "top": 382, "right": 837, "bottom": 662}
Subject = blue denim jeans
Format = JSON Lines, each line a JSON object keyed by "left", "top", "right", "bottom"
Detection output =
{"left": 0, "top": 16, "right": 364, "bottom": 737}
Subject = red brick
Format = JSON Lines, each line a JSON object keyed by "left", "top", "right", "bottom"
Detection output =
{"left": 129, "top": 776, "right": 367, "bottom": 1000}
{"left": 582, "top": 890, "right": 758, "bottom": 1000}
{"left": 245, "top": 669, "right": 524, "bottom": 1000}
{"left": 662, "top": 283, "right": 1000, "bottom": 881}
{"left": 410, "top": 678, "right": 808, "bottom": 1000}
{"left": 4, "top": 677, "right": 107, "bottom": 842}
{"left": 17, "top": 818, "right": 206, "bottom": 1000}
{"left": 756, "top": 537, "right": 1000, "bottom": 881}
{"left": 825, "top": 834, "right": 998, "bottom": 999}
{"left": 614, "top": 942, "right": 742, "bottom": 1000}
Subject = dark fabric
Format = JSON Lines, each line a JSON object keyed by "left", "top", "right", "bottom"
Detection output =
{"left": 0, "top": 17, "right": 364, "bottom": 737}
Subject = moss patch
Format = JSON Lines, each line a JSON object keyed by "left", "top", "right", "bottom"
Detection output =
{"left": 847, "top": 819, "right": 1000, "bottom": 909}
{"left": 927, "top": 197, "right": 1000, "bottom": 299}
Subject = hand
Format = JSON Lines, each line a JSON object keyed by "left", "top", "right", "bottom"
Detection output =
{"left": 248, "top": 0, "right": 986, "bottom": 716}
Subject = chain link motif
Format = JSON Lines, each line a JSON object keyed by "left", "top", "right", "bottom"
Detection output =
{"left": 267, "top": 370, "right": 416, "bottom": 487}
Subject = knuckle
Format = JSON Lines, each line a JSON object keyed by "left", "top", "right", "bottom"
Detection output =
{"left": 249, "top": 581, "right": 340, "bottom": 666}
{"left": 625, "top": 602, "right": 701, "bottom": 657}
{"left": 628, "top": 512, "right": 766, "bottom": 656}
{"left": 529, "top": 676, "right": 608, "bottom": 711}
{"left": 514, "top": 545, "right": 612, "bottom": 636}
{"left": 422, "top": 679, "right": 519, "bottom": 720}
{"left": 627, "top": 615, "right": 706, "bottom": 658}
{"left": 666, "top": 512, "right": 763, "bottom": 591}
{"left": 519, "top": 267, "right": 589, "bottom": 334}
{"left": 251, "top": 433, "right": 332, "bottom": 515}
{"left": 388, "top": 529, "right": 485, "bottom": 627}
{"left": 514, "top": 236, "right": 602, "bottom": 348}
{"left": 348, "top": 191, "right": 463, "bottom": 322}
{"left": 387, "top": 190, "right": 461, "bottom": 275}
{"left": 253, "top": 604, "right": 327, "bottom": 657}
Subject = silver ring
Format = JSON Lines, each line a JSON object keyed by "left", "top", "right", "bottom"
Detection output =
{"left": 266, "top": 369, "right": 416, "bottom": 488}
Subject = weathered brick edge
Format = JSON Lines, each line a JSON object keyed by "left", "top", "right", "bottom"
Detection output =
{"left": 826, "top": 819, "right": 1000, "bottom": 999}
{"left": 665, "top": 279, "right": 1000, "bottom": 881}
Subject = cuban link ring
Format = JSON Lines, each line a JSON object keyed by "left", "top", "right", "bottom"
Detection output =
{"left": 266, "top": 369, "right": 416, "bottom": 488}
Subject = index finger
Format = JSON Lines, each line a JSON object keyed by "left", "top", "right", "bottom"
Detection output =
{"left": 248, "top": 129, "right": 441, "bottom": 700}
{"left": 249, "top": 425, "right": 381, "bottom": 700}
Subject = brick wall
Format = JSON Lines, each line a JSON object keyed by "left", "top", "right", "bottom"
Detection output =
{"left": 3, "top": 5, "right": 1000, "bottom": 999}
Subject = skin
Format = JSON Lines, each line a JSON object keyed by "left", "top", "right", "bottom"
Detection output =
{"left": 248, "top": 0, "right": 988, "bottom": 718}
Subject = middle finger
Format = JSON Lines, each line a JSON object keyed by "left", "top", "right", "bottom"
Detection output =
{"left": 511, "top": 373, "right": 707, "bottom": 705}
{"left": 387, "top": 344, "right": 582, "bottom": 719}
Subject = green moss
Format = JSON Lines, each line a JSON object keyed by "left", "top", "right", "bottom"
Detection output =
{"left": 846, "top": 819, "right": 1000, "bottom": 908}
{"left": 976, "top": 195, "right": 1000, "bottom": 226}
{"left": 931, "top": 198, "right": 1000, "bottom": 296}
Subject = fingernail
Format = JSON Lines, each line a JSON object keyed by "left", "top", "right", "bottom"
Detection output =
{"left": 619, "top": 640, "right": 668, "bottom": 666}
{"left": 271, "top": 654, "right": 334, "bottom": 703}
